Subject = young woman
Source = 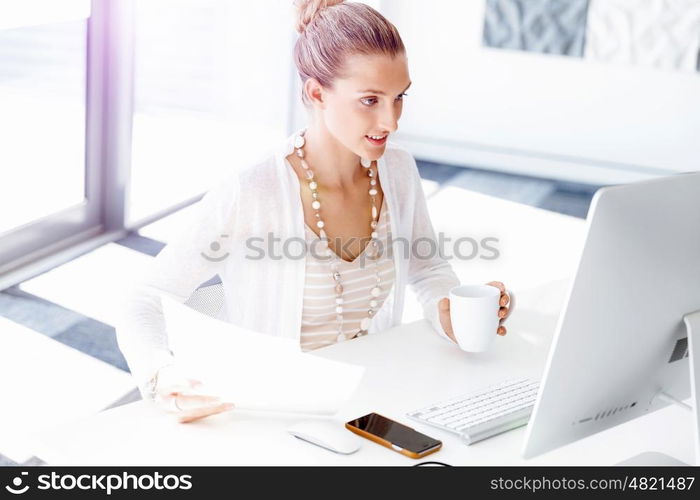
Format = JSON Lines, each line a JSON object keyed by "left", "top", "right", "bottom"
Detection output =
{"left": 116, "top": 0, "right": 512, "bottom": 424}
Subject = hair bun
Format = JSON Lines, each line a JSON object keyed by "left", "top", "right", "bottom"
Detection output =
{"left": 294, "top": 0, "right": 345, "bottom": 34}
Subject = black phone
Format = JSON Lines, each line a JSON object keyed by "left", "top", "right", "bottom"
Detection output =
{"left": 345, "top": 412, "right": 442, "bottom": 459}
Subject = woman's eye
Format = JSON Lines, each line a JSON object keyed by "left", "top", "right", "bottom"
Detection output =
{"left": 361, "top": 93, "right": 408, "bottom": 106}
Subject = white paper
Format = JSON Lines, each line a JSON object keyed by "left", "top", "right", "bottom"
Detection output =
{"left": 161, "top": 295, "right": 365, "bottom": 415}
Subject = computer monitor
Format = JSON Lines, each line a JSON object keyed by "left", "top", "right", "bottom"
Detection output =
{"left": 521, "top": 171, "right": 700, "bottom": 465}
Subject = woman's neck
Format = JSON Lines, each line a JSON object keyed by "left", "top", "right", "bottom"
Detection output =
{"left": 301, "top": 125, "right": 364, "bottom": 191}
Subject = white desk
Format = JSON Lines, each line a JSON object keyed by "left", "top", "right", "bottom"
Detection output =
{"left": 28, "top": 312, "right": 693, "bottom": 466}
{"left": 0, "top": 316, "right": 135, "bottom": 464}
{"left": 27, "top": 189, "right": 694, "bottom": 465}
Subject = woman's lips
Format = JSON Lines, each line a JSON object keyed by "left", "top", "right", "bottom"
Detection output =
{"left": 365, "top": 135, "right": 387, "bottom": 146}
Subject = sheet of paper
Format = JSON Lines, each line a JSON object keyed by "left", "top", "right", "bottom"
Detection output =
{"left": 161, "top": 295, "right": 366, "bottom": 415}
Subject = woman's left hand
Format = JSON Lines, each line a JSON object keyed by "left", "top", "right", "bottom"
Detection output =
{"left": 485, "top": 281, "right": 512, "bottom": 336}
{"left": 438, "top": 281, "right": 513, "bottom": 344}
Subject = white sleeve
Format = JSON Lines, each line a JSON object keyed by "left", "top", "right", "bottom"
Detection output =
{"left": 115, "top": 175, "right": 239, "bottom": 399}
{"left": 403, "top": 151, "right": 460, "bottom": 343}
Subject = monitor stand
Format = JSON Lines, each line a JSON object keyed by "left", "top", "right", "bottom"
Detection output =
{"left": 617, "top": 310, "right": 700, "bottom": 466}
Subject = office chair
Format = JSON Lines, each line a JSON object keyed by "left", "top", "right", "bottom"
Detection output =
{"left": 184, "top": 282, "right": 224, "bottom": 318}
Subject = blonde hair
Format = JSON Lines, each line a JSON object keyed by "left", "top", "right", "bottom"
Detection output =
{"left": 293, "top": 0, "right": 406, "bottom": 106}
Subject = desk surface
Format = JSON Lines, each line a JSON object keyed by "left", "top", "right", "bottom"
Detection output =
{"left": 29, "top": 315, "right": 693, "bottom": 466}
{"left": 27, "top": 191, "right": 694, "bottom": 465}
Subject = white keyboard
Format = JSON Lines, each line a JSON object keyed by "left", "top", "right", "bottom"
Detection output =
{"left": 407, "top": 378, "right": 540, "bottom": 445}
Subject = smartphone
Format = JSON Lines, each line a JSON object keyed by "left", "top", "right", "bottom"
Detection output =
{"left": 345, "top": 412, "right": 442, "bottom": 459}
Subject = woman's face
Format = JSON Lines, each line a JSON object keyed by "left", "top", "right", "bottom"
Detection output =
{"left": 310, "top": 52, "right": 411, "bottom": 161}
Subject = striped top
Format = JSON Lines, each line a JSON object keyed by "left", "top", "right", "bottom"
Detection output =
{"left": 300, "top": 201, "right": 395, "bottom": 351}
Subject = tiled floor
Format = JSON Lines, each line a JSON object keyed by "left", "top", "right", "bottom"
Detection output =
{"left": 415, "top": 160, "right": 599, "bottom": 218}
{"left": 0, "top": 160, "right": 602, "bottom": 465}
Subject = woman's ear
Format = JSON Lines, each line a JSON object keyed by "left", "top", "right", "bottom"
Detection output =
{"left": 304, "top": 77, "right": 325, "bottom": 108}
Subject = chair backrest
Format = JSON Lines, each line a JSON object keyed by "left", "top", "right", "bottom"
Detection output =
{"left": 184, "top": 283, "right": 224, "bottom": 318}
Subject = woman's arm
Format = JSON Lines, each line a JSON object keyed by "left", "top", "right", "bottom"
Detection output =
{"left": 402, "top": 150, "right": 460, "bottom": 342}
{"left": 115, "top": 174, "right": 239, "bottom": 399}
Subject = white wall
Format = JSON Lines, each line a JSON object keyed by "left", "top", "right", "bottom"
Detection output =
{"left": 0, "top": 0, "right": 90, "bottom": 30}
{"left": 383, "top": 0, "right": 700, "bottom": 184}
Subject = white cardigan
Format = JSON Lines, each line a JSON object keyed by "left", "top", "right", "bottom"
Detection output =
{"left": 116, "top": 128, "right": 460, "bottom": 398}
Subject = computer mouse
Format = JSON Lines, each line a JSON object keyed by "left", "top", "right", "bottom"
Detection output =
{"left": 287, "top": 419, "right": 362, "bottom": 455}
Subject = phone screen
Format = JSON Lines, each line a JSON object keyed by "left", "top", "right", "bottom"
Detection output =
{"left": 346, "top": 413, "right": 441, "bottom": 453}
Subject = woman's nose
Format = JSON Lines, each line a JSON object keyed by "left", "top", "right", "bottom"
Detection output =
{"left": 378, "top": 109, "right": 399, "bottom": 134}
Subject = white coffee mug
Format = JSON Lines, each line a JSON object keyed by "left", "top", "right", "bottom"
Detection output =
{"left": 449, "top": 284, "right": 502, "bottom": 352}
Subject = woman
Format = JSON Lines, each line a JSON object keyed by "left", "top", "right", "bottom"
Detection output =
{"left": 116, "top": 0, "right": 512, "bottom": 424}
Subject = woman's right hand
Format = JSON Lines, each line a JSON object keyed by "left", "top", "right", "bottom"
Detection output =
{"left": 152, "top": 364, "right": 235, "bottom": 424}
